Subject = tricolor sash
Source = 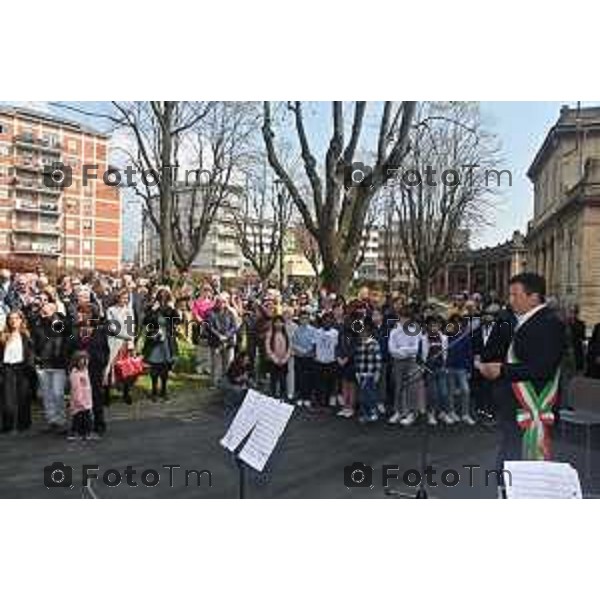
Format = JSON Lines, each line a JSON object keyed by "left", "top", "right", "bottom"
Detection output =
{"left": 507, "top": 343, "right": 560, "bottom": 460}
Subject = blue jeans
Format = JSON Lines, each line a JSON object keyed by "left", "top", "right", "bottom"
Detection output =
{"left": 425, "top": 369, "right": 449, "bottom": 413}
{"left": 357, "top": 375, "right": 378, "bottom": 418}
{"left": 446, "top": 368, "right": 471, "bottom": 416}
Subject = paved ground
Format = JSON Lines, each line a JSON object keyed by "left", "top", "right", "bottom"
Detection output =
{"left": 1, "top": 389, "right": 599, "bottom": 499}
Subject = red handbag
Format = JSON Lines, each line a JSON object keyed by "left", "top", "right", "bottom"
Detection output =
{"left": 114, "top": 355, "right": 146, "bottom": 381}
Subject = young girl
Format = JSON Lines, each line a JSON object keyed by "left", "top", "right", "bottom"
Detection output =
{"left": 68, "top": 351, "right": 93, "bottom": 441}
{"left": 265, "top": 316, "right": 291, "bottom": 400}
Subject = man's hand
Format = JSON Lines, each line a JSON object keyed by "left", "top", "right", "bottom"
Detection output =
{"left": 478, "top": 362, "right": 502, "bottom": 380}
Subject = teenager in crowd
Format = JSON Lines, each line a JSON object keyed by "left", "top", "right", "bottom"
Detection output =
{"left": 265, "top": 315, "right": 291, "bottom": 400}
{"left": 421, "top": 315, "right": 450, "bottom": 426}
{"left": 291, "top": 309, "right": 316, "bottom": 407}
{"left": 388, "top": 307, "right": 422, "bottom": 426}
{"left": 446, "top": 314, "right": 476, "bottom": 425}
{"left": 314, "top": 311, "right": 339, "bottom": 408}
{"left": 354, "top": 318, "right": 383, "bottom": 423}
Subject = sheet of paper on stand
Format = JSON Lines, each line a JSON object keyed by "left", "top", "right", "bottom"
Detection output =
{"left": 238, "top": 399, "right": 294, "bottom": 472}
{"left": 504, "top": 461, "right": 582, "bottom": 499}
{"left": 220, "top": 389, "right": 262, "bottom": 452}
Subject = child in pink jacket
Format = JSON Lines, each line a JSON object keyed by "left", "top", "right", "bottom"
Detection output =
{"left": 68, "top": 351, "right": 93, "bottom": 441}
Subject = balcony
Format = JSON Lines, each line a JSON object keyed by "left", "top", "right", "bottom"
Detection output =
{"left": 14, "top": 160, "right": 44, "bottom": 174}
{"left": 14, "top": 199, "right": 60, "bottom": 215}
{"left": 13, "top": 224, "right": 61, "bottom": 236}
{"left": 13, "top": 134, "right": 61, "bottom": 154}
{"left": 10, "top": 177, "right": 61, "bottom": 196}
{"left": 12, "top": 242, "right": 60, "bottom": 256}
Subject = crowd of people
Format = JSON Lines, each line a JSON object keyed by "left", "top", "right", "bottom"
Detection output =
{"left": 0, "top": 265, "right": 598, "bottom": 441}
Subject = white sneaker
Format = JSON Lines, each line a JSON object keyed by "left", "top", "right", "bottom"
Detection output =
{"left": 387, "top": 411, "right": 402, "bottom": 425}
{"left": 427, "top": 412, "right": 438, "bottom": 426}
{"left": 400, "top": 412, "right": 416, "bottom": 426}
{"left": 462, "top": 414, "right": 476, "bottom": 426}
{"left": 447, "top": 411, "right": 460, "bottom": 424}
{"left": 328, "top": 397, "right": 337, "bottom": 407}
{"left": 304, "top": 400, "right": 312, "bottom": 408}
{"left": 377, "top": 403, "right": 386, "bottom": 415}
{"left": 337, "top": 407, "right": 353, "bottom": 417}
{"left": 439, "top": 411, "right": 454, "bottom": 425}
{"left": 296, "top": 399, "right": 305, "bottom": 407}
{"left": 367, "top": 413, "right": 379, "bottom": 423}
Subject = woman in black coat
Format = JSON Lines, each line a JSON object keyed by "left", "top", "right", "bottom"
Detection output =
{"left": 0, "top": 311, "right": 35, "bottom": 433}
{"left": 586, "top": 324, "right": 600, "bottom": 379}
{"left": 142, "top": 289, "right": 181, "bottom": 400}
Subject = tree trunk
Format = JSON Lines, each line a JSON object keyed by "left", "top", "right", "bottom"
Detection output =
{"left": 159, "top": 102, "right": 175, "bottom": 280}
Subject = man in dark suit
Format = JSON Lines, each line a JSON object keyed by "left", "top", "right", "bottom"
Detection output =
{"left": 472, "top": 303, "right": 515, "bottom": 422}
{"left": 478, "top": 273, "right": 566, "bottom": 474}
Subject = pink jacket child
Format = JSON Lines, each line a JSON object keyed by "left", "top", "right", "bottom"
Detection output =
{"left": 69, "top": 367, "right": 93, "bottom": 415}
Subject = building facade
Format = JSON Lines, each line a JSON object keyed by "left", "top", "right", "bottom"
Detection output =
{"left": 139, "top": 187, "right": 314, "bottom": 281}
{"left": 431, "top": 230, "right": 528, "bottom": 299}
{"left": 0, "top": 106, "right": 121, "bottom": 271}
{"left": 526, "top": 105, "right": 600, "bottom": 326}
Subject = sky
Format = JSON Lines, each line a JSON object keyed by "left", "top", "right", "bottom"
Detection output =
{"left": 2, "top": 100, "right": 594, "bottom": 259}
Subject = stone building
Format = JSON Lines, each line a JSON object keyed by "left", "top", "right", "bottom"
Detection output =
{"left": 431, "top": 230, "right": 528, "bottom": 299}
{"left": 526, "top": 105, "right": 600, "bottom": 326}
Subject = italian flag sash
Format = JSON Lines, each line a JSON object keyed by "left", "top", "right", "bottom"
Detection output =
{"left": 507, "top": 342, "right": 560, "bottom": 460}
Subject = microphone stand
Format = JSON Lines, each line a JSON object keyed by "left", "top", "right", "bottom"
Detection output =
{"left": 385, "top": 362, "right": 433, "bottom": 499}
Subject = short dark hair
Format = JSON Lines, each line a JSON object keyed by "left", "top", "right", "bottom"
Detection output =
{"left": 509, "top": 272, "right": 546, "bottom": 299}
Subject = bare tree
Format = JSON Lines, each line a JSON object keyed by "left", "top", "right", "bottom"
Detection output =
{"left": 262, "top": 101, "right": 416, "bottom": 293}
{"left": 111, "top": 101, "right": 257, "bottom": 276}
{"left": 230, "top": 166, "right": 293, "bottom": 284}
{"left": 169, "top": 103, "right": 258, "bottom": 270}
{"left": 379, "top": 193, "right": 403, "bottom": 292}
{"left": 391, "top": 102, "right": 499, "bottom": 300}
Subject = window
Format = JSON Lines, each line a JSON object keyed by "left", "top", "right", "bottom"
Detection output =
{"left": 83, "top": 240, "right": 92, "bottom": 252}
{"left": 66, "top": 239, "right": 76, "bottom": 251}
{"left": 0, "top": 145, "right": 9, "bottom": 157}
{"left": 82, "top": 259, "right": 92, "bottom": 269}
{"left": 83, "top": 219, "right": 92, "bottom": 231}
{"left": 68, "top": 140, "right": 77, "bottom": 152}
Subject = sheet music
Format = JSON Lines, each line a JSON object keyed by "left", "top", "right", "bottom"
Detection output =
{"left": 504, "top": 461, "right": 582, "bottom": 499}
{"left": 220, "top": 389, "right": 262, "bottom": 452}
{"left": 238, "top": 398, "right": 294, "bottom": 472}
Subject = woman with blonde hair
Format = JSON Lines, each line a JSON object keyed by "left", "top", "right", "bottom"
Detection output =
{"left": 0, "top": 311, "right": 35, "bottom": 433}
{"left": 104, "top": 288, "right": 136, "bottom": 404}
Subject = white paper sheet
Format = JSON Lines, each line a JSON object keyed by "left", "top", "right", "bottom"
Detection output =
{"left": 504, "top": 461, "right": 582, "bottom": 499}
{"left": 238, "top": 399, "right": 294, "bottom": 472}
{"left": 220, "top": 389, "right": 262, "bottom": 452}
{"left": 220, "top": 389, "right": 295, "bottom": 472}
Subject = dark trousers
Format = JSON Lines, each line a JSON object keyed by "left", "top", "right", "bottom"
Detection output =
{"left": 71, "top": 410, "right": 92, "bottom": 437}
{"left": 315, "top": 362, "right": 337, "bottom": 406}
{"left": 474, "top": 375, "right": 497, "bottom": 417}
{"left": 149, "top": 363, "right": 171, "bottom": 397}
{"left": 294, "top": 356, "right": 314, "bottom": 401}
{"left": 269, "top": 363, "right": 288, "bottom": 399}
{"left": 0, "top": 364, "right": 32, "bottom": 433}
{"left": 88, "top": 365, "right": 106, "bottom": 434}
{"left": 496, "top": 416, "right": 522, "bottom": 479}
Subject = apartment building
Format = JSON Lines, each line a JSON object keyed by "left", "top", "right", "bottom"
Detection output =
{"left": 0, "top": 106, "right": 121, "bottom": 271}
